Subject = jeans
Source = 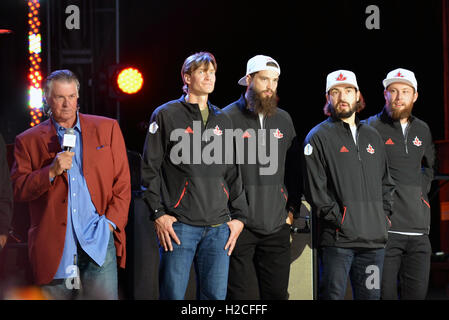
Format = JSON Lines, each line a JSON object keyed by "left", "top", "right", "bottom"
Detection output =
{"left": 227, "top": 224, "right": 291, "bottom": 300}
{"left": 319, "top": 246, "right": 385, "bottom": 300}
{"left": 159, "top": 222, "right": 230, "bottom": 300}
{"left": 381, "top": 233, "right": 431, "bottom": 300}
{"left": 41, "top": 231, "right": 118, "bottom": 300}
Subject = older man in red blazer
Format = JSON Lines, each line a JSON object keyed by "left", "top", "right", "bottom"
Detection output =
{"left": 10, "top": 70, "right": 131, "bottom": 299}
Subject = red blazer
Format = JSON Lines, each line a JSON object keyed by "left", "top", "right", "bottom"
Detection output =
{"left": 10, "top": 114, "right": 131, "bottom": 285}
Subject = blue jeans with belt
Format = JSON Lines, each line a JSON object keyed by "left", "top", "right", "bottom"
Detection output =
{"left": 319, "top": 246, "right": 385, "bottom": 300}
{"left": 159, "top": 222, "right": 230, "bottom": 300}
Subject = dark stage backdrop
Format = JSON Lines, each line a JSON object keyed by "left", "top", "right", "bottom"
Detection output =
{"left": 117, "top": 0, "right": 445, "bottom": 154}
{"left": 0, "top": 0, "right": 445, "bottom": 152}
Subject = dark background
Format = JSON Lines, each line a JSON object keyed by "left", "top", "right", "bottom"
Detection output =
{"left": 1, "top": 0, "right": 448, "bottom": 301}
{"left": 0, "top": 0, "right": 445, "bottom": 153}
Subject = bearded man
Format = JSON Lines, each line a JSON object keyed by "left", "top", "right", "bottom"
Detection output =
{"left": 365, "top": 68, "right": 435, "bottom": 300}
{"left": 303, "top": 70, "right": 395, "bottom": 300}
{"left": 223, "top": 55, "right": 302, "bottom": 300}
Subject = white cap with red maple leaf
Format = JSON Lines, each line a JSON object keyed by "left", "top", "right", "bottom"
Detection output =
{"left": 383, "top": 68, "right": 418, "bottom": 91}
{"left": 326, "top": 70, "right": 359, "bottom": 93}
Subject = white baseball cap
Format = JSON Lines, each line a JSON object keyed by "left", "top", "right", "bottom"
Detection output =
{"left": 383, "top": 68, "right": 417, "bottom": 91}
{"left": 326, "top": 70, "right": 359, "bottom": 93}
{"left": 238, "top": 55, "right": 281, "bottom": 86}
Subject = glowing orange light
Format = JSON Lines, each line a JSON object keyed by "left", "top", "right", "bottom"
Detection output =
{"left": 116, "top": 68, "right": 144, "bottom": 94}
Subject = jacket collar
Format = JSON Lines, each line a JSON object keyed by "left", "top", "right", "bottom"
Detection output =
{"left": 178, "top": 95, "right": 217, "bottom": 115}
{"left": 51, "top": 112, "right": 82, "bottom": 134}
{"left": 236, "top": 94, "right": 259, "bottom": 119}
{"left": 328, "top": 114, "right": 362, "bottom": 129}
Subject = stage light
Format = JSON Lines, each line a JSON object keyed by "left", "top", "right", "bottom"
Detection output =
{"left": 106, "top": 65, "right": 144, "bottom": 99}
{"left": 117, "top": 68, "right": 143, "bottom": 94}
{"left": 29, "top": 86, "right": 43, "bottom": 109}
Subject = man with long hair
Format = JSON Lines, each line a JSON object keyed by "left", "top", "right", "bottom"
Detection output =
{"left": 303, "top": 70, "right": 395, "bottom": 299}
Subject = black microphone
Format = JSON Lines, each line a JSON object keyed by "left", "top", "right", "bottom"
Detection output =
{"left": 62, "top": 128, "right": 76, "bottom": 152}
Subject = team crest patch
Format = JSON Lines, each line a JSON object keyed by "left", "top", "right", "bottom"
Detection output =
{"left": 149, "top": 122, "right": 158, "bottom": 134}
{"left": 413, "top": 136, "right": 422, "bottom": 147}
{"left": 273, "top": 129, "right": 284, "bottom": 139}
{"left": 213, "top": 125, "right": 223, "bottom": 136}
{"left": 304, "top": 144, "right": 313, "bottom": 156}
{"left": 366, "top": 144, "right": 375, "bottom": 154}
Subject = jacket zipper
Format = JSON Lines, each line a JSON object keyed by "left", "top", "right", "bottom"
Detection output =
{"left": 221, "top": 183, "right": 229, "bottom": 199}
{"left": 336, "top": 206, "right": 347, "bottom": 240}
{"left": 260, "top": 114, "right": 266, "bottom": 146}
{"left": 421, "top": 196, "right": 430, "bottom": 208}
{"left": 174, "top": 181, "right": 188, "bottom": 208}
{"left": 356, "top": 131, "right": 361, "bottom": 161}
{"left": 404, "top": 122, "right": 410, "bottom": 154}
{"left": 281, "top": 187, "right": 288, "bottom": 201}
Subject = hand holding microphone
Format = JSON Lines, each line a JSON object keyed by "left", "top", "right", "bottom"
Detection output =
{"left": 49, "top": 128, "right": 76, "bottom": 179}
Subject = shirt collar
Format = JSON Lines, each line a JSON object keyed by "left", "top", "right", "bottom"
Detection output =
{"left": 52, "top": 112, "right": 81, "bottom": 133}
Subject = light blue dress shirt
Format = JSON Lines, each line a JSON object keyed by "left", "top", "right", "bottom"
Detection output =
{"left": 52, "top": 115, "right": 116, "bottom": 279}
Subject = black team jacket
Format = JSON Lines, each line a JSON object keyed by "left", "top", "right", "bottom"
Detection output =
{"left": 141, "top": 96, "right": 248, "bottom": 226}
{"left": 303, "top": 116, "right": 395, "bottom": 248}
{"left": 223, "top": 95, "right": 302, "bottom": 235}
{"left": 365, "top": 108, "right": 435, "bottom": 234}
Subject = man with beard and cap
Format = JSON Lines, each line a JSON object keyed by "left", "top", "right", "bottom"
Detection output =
{"left": 223, "top": 55, "right": 302, "bottom": 300}
{"left": 365, "top": 68, "right": 435, "bottom": 300}
{"left": 303, "top": 70, "right": 395, "bottom": 300}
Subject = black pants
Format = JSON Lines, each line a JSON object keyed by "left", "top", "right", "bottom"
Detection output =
{"left": 227, "top": 224, "right": 291, "bottom": 300}
{"left": 381, "top": 233, "right": 431, "bottom": 300}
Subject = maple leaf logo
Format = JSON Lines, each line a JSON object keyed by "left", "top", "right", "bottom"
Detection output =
{"left": 336, "top": 73, "right": 347, "bottom": 81}
{"left": 273, "top": 129, "right": 284, "bottom": 139}
{"left": 413, "top": 136, "right": 422, "bottom": 147}
{"left": 213, "top": 125, "right": 222, "bottom": 136}
{"left": 366, "top": 144, "right": 375, "bottom": 154}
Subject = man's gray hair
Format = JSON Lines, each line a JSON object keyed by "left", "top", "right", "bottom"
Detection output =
{"left": 44, "top": 69, "right": 80, "bottom": 99}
